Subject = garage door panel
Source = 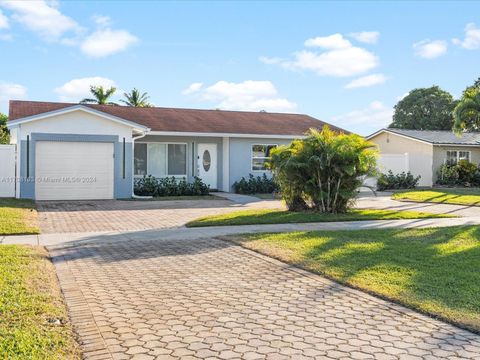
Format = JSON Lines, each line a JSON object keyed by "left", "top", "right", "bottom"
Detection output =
{"left": 35, "top": 141, "right": 114, "bottom": 200}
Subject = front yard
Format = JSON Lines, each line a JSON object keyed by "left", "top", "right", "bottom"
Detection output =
{"left": 227, "top": 226, "right": 480, "bottom": 332}
{"left": 187, "top": 208, "right": 453, "bottom": 227}
{"left": 393, "top": 188, "right": 480, "bottom": 206}
{"left": 0, "top": 199, "right": 39, "bottom": 235}
{"left": 0, "top": 245, "right": 79, "bottom": 359}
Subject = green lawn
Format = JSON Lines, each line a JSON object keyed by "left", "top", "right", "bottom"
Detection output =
{"left": 0, "top": 245, "right": 79, "bottom": 359}
{"left": 0, "top": 199, "right": 39, "bottom": 235}
{"left": 393, "top": 188, "right": 480, "bottom": 206}
{"left": 187, "top": 208, "right": 453, "bottom": 227}
{"left": 228, "top": 226, "right": 480, "bottom": 332}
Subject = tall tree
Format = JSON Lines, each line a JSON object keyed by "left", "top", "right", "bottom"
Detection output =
{"left": 388, "top": 86, "right": 455, "bottom": 130}
{"left": 453, "top": 88, "right": 480, "bottom": 133}
{"left": 120, "top": 88, "right": 152, "bottom": 107}
{"left": 80, "top": 85, "right": 117, "bottom": 105}
{"left": 0, "top": 112, "right": 9, "bottom": 144}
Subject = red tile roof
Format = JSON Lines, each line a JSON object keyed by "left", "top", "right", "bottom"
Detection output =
{"left": 8, "top": 100, "right": 348, "bottom": 136}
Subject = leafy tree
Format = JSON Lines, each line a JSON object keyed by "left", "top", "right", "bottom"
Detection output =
{"left": 388, "top": 86, "right": 455, "bottom": 130}
{"left": 453, "top": 88, "right": 480, "bottom": 133}
{"left": 80, "top": 85, "right": 117, "bottom": 105}
{"left": 269, "top": 127, "right": 377, "bottom": 213}
{"left": 0, "top": 112, "right": 9, "bottom": 144}
{"left": 120, "top": 88, "right": 152, "bottom": 107}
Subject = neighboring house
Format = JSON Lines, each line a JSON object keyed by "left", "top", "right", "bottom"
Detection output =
{"left": 367, "top": 128, "right": 480, "bottom": 187}
{"left": 7, "top": 100, "right": 345, "bottom": 200}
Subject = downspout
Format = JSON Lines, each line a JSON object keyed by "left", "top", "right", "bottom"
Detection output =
{"left": 131, "top": 129, "right": 150, "bottom": 198}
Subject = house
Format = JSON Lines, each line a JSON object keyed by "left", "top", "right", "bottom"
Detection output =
{"left": 367, "top": 128, "right": 480, "bottom": 187}
{"left": 7, "top": 100, "right": 346, "bottom": 200}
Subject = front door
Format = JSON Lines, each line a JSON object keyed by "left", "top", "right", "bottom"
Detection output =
{"left": 197, "top": 143, "right": 217, "bottom": 189}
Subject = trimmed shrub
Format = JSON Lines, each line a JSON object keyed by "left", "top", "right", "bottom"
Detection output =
{"left": 437, "top": 160, "right": 480, "bottom": 186}
{"left": 232, "top": 173, "right": 278, "bottom": 194}
{"left": 134, "top": 175, "right": 209, "bottom": 197}
{"left": 376, "top": 171, "right": 421, "bottom": 191}
{"left": 269, "top": 127, "right": 378, "bottom": 213}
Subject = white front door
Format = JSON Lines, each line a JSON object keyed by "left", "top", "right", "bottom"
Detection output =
{"left": 197, "top": 143, "right": 217, "bottom": 189}
{"left": 35, "top": 141, "right": 114, "bottom": 200}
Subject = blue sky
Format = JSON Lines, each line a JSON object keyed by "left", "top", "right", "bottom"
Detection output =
{"left": 0, "top": 1, "right": 479, "bottom": 135}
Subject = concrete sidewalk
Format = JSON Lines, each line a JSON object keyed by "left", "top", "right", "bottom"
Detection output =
{"left": 3, "top": 215, "right": 480, "bottom": 247}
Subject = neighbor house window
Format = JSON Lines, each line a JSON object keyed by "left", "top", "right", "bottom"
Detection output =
{"left": 446, "top": 150, "right": 471, "bottom": 165}
{"left": 134, "top": 143, "right": 187, "bottom": 176}
{"left": 252, "top": 144, "right": 277, "bottom": 171}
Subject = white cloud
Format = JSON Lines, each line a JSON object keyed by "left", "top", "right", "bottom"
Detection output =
{"left": 258, "top": 56, "right": 283, "bottom": 65}
{"left": 189, "top": 80, "right": 297, "bottom": 112}
{"left": 54, "top": 77, "right": 117, "bottom": 102}
{"left": 92, "top": 14, "right": 112, "bottom": 28}
{"left": 0, "top": 9, "right": 8, "bottom": 28}
{"left": 453, "top": 23, "right": 480, "bottom": 50}
{"left": 263, "top": 33, "right": 379, "bottom": 77}
{"left": 349, "top": 31, "right": 379, "bottom": 44}
{"left": 304, "top": 33, "right": 351, "bottom": 49}
{"left": 0, "top": 0, "right": 81, "bottom": 41}
{"left": 332, "top": 101, "right": 393, "bottom": 129}
{"left": 345, "top": 73, "right": 387, "bottom": 89}
{"left": 413, "top": 39, "right": 448, "bottom": 59}
{"left": 0, "top": 82, "right": 27, "bottom": 111}
{"left": 182, "top": 82, "right": 203, "bottom": 95}
{"left": 80, "top": 28, "right": 138, "bottom": 57}
{"left": 284, "top": 47, "right": 379, "bottom": 77}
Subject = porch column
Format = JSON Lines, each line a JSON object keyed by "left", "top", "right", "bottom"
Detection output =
{"left": 222, "top": 137, "right": 230, "bottom": 192}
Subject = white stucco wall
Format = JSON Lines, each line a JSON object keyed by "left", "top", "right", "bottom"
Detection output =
{"left": 16, "top": 110, "right": 134, "bottom": 141}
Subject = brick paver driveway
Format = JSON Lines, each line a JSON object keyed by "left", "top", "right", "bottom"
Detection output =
{"left": 50, "top": 237, "right": 480, "bottom": 360}
{"left": 37, "top": 199, "right": 280, "bottom": 234}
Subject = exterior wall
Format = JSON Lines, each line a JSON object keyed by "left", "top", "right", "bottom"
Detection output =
{"left": 139, "top": 135, "right": 224, "bottom": 190}
{"left": 369, "top": 132, "right": 434, "bottom": 187}
{"left": 228, "top": 137, "right": 292, "bottom": 191}
{"left": 432, "top": 145, "right": 480, "bottom": 183}
{"left": 14, "top": 110, "right": 135, "bottom": 199}
{"left": 17, "top": 110, "right": 133, "bottom": 141}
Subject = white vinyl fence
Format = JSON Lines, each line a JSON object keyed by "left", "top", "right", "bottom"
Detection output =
{"left": 364, "top": 152, "right": 432, "bottom": 188}
{"left": 0, "top": 145, "right": 16, "bottom": 197}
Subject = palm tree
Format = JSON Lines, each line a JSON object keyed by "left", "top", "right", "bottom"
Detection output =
{"left": 120, "top": 88, "right": 152, "bottom": 107}
{"left": 80, "top": 85, "right": 117, "bottom": 105}
{"left": 453, "top": 90, "right": 480, "bottom": 134}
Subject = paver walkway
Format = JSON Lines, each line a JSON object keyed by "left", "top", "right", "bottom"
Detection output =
{"left": 49, "top": 236, "right": 480, "bottom": 360}
{"left": 36, "top": 198, "right": 280, "bottom": 234}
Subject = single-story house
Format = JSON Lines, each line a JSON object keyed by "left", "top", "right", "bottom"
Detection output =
{"left": 367, "top": 128, "right": 480, "bottom": 187}
{"left": 7, "top": 100, "right": 346, "bottom": 200}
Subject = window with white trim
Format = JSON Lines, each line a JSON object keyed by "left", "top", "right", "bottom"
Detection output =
{"left": 134, "top": 143, "right": 187, "bottom": 176}
{"left": 251, "top": 144, "right": 277, "bottom": 171}
{"left": 446, "top": 150, "right": 471, "bottom": 165}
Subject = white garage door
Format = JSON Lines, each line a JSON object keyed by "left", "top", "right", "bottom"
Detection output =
{"left": 35, "top": 141, "right": 114, "bottom": 200}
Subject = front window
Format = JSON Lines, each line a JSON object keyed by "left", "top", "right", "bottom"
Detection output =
{"left": 134, "top": 143, "right": 187, "bottom": 176}
{"left": 252, "top": 144, "right": 277, "bottom": 171}
{"left": 446, "top": 150, "right": 471, "bottom": 165}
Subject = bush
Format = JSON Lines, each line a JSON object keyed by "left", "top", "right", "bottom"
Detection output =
{"left": 134, "top": 175, "right": 209, "bottom": 197}
{"left": 270, "top": 127, "right": 378, "bottom": 213}
{"left": 437, "top": 160, "right": 480, "bottom": 186}
{"left": 376, "top": 171, "right": 421, "bottom": 191}
{"left": 232, "top": 173, "right": 278, "bottom": 194}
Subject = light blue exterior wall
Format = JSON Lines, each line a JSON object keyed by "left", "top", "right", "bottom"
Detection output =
{"left": 141, "top": 135, "right": 294, "bottom": 192}
{"left": 228, "top": 137, "right": 292, "bottom": 191}
{"left": 20, "top": 133, "right": 132, "bottom": 199}
{"left": 140, "top": 135, "right": 224, "bottom": 190}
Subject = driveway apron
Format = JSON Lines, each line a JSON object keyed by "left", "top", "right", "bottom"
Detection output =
{"left": 49, "top": 236, "right": 480, "bottom": 360}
